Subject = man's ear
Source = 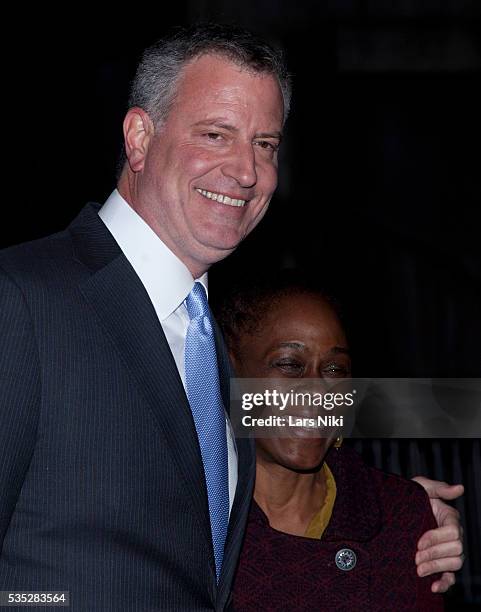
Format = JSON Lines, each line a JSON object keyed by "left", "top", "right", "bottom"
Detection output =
{"left": 123, "top": 107, "right": 154, "bottom": 172}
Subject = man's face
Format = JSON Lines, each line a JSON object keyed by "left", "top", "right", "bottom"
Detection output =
{"left": 126, "top": 53, "right": 284, "bottom": 276}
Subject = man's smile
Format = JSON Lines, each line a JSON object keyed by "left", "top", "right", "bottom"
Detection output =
{"left": 195, "top": 188, "right": 247, "bottom": 207}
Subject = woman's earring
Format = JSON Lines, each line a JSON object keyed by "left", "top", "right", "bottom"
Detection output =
{"left": 334, "top": 436, "right": 343, "bottom": 449}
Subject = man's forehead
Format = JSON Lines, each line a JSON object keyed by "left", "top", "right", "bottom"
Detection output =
{"left": 172, "top": 55, "right": 284, "bottom": 125}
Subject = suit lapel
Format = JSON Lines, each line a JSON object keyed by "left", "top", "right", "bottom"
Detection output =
{"left": 212, "top": 319, "right": 233, "bottom": 416}
{"left": 70, "top": 204, "right": 215, "bottom": 577}
{"left": 217, "top": 435, "right": 255, "bottom": 610}
{"left": 213, "top": 320, "right": 256, "bottom": 608}
{"left": 69, "top": 204, "right": 256, "bottom": 601}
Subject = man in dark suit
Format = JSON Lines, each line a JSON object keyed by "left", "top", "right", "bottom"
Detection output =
{"left": 0, "top": 24, "right": 463, "bottom": 611}
{"left": 0, "top": 24, "right": 289, "bottom": 611}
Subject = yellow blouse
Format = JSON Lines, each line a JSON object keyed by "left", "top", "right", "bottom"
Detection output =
{"left": 304, "top": 462, "right": 337, "bottom": 539}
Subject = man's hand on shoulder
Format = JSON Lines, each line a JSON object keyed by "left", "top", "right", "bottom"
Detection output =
{"left": 412, "top": 476, "right": 464, "bottom": 593}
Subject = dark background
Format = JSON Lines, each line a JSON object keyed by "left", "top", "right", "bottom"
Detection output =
{"left": 4, "top": 1, "right": 480, "bottom": 608}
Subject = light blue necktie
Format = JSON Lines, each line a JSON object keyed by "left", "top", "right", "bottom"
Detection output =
{"left": 184, "top": 282, "right": 229, "bottom": 581}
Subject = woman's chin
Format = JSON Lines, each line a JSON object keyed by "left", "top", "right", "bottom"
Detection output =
{"left": 283, "top": 447, "right": 328, "bottom": 472}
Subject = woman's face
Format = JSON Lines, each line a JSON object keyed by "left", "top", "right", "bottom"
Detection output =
{"left": 232, "top": 291, "right": 351, "bottom": 472}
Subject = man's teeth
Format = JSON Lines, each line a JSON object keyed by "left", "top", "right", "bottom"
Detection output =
{"left": 196, "top": 188, "right": 246, "bottom": 207}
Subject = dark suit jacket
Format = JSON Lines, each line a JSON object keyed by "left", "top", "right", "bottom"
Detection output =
{"left": 0, "top": 203, "right": 255, "bottom": 611}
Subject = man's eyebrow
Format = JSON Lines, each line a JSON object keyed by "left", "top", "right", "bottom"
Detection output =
{"left": 192, "top": 120, "right": 282, "bottom": 140}
{"left": 255, "top": 131, "right": 282, "bottom": 141}
{"left": 192, "top": 120, "right": 239, "bottom": 132}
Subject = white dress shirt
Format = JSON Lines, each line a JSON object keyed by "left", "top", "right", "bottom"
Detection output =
{"left": 99, "top": 190, "right": 238, "bottom": 513}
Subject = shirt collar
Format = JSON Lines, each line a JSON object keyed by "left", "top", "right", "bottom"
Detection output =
{"left": 98, "top": 189, "right": 207, "bottom": 321}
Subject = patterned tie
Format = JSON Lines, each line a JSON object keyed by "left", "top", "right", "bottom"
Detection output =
{"left": 184, "top": 282, "right": 229, "bottom": 581}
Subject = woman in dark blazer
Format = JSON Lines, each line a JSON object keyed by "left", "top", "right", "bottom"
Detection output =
{"left": 217, "top": 276, "right": 445, "bottom": 611}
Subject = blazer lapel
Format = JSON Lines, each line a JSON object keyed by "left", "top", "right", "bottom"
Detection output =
{"left": 213, "top": 320, "right": 256, "bottom": 609}
{"left": 70, "top": 204, "right": 215, "bottom": 576}
{"left": 216, "top": 435, "right": 255, "bottom": 610}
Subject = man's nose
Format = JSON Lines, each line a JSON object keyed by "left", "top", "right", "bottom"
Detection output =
{"left": 221, "top": 142, "right": 257, "bottom": 188}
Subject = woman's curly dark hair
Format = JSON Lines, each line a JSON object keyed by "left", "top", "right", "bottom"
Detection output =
{"left": 212, "top": 270, "right": 344, "bottom": 355}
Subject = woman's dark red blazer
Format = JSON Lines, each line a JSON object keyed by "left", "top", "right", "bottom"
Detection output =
{"left": 233, "top": 445, "right": 444, "bottom": 611}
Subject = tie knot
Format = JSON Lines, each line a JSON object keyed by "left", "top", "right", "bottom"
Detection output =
{"left": 185, "top": 282, "right": 209, "bottom": 320}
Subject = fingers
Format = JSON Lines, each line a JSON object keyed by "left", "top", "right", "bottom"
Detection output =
{"left": 432, "top": 484, "right": 464, "bottom": 501}
{"left": 412, "top": 476, "right": 464, "bottom": 501}
{"left": 431, "top": 572, "right": 456, "bottom": 594}
{"left": 428, "top": 498, "right": 462, "bottom": 535}
{"left": 412, "top": 477, "right": 465, "bottom": 594}
{"left": 416, "top": 540, "right": 464, "bottom": 566}
{"left": 417, "top": 524, "right": 463, "bottom": 551}
{"left": 418, "top": 555, "right": 464, "bottom": 576}
{"left": 437, "top": 508, "right": 462, "bottom": 526}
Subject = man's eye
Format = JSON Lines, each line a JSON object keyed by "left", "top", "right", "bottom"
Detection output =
{"left": 254, "top": 140, "right": 276, "bottom": 151}
{"left": 204, "top": 132, "right": 223, "bottom": 141}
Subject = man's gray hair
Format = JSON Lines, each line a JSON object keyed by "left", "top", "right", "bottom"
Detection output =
{"left": 129, "top": 23, "right": 292, "bottom": 128}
